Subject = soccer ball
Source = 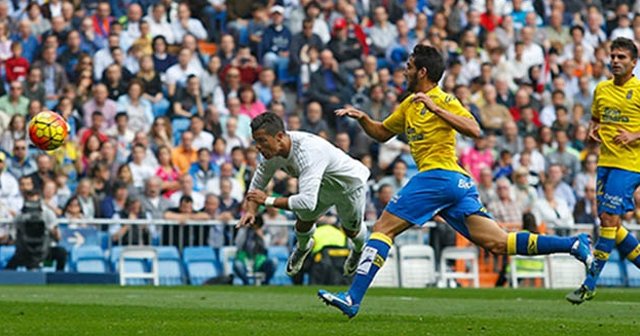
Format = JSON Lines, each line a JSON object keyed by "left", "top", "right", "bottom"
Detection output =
{"left": 28, "top": 111, "right": 69, "bottom": 151}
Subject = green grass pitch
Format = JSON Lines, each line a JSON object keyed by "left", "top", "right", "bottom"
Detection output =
{"left": 0, "top": 285, "right": 638, "bottom": 335}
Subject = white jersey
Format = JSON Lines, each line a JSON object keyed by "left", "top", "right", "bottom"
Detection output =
{"left": 249, "top": 131, "right": 370, "bottom": 212}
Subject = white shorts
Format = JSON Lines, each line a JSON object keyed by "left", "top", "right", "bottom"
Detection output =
{"left": 295, "top": 184, "right": 367, "bottom": 231}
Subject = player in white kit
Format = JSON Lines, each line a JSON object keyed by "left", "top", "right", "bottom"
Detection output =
{"left": 238, "top": 112, "right": 370, "bottom": 276}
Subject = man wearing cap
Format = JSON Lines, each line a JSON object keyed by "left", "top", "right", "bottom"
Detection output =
{"left": 260, "top": 5, "right": 292, "bottom": 79}
{"left": 327, "top": 17, "right": 363, "bottom": 71}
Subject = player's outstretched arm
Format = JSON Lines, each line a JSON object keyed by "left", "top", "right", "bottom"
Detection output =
{"left": 413, "top": 93, "right": 482, "bottom": 138}
{"left": 335, "top": 107, "right": 396, "bottom": 142}
{"left": 237, "top": 199, "right": 260, "bottom": 228}
{"left": 587, "top": 119, "right": 602, "bottom": 143}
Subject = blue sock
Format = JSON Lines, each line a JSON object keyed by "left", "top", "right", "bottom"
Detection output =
{"left": 584, "top": 227, "right": 617, "bottom": 291}
{"left": 347, "top": 232, "right": 392, "bottom": 305}
{"left": 507, "top": 232, "right": 575, "bottom": 255}
{"left": 616, "top": 227, "right": 640, "bottom": 268}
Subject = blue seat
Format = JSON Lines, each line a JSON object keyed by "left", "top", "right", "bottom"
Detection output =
{"left": 597, "top": 261, "right": 624, "bottom": 287}
{"left": 186, "top": 261, "right": 218, "bottom": 285}
{"left": 156, "top": 246, "right": 181, "bottom": 260}
{"left": 121, "top": 259, "right": 149, "bottom": 285}
{"left": 0, "top": 245, "right": 16, "bottom": 269}
{"left": 626, "top": 261, "right": 640, "bottom": 287}
{"left": 183, "top": 246, "right": 216, "bottom": 262}
{"left": 72, "top": 245, "right": 104, "bottom": 263}
{"left": 268, "top": 246, "right": 292, "bottom": 285}
{"left": 76, "top": 259, "right": 108, "bottom": 273}
{"left": 159, "top": 259, "right": 184, "bottom": 285}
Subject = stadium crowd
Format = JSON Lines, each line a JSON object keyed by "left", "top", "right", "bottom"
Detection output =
{"left": 0, "top": 0, "right": 639, "bottom": 260}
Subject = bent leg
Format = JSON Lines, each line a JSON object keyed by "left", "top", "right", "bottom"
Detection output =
{"left": 583, "top": 213, "right": 619, "bottom": 291}
{"left": 294, "top": 218, "right": 317, "bottom": 251}
{"left": 616, "top": 226, "right": 640, "bottom": 267}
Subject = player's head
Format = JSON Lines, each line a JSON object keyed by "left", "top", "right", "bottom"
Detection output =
{"left": 405, "top": 44, "right": 445, "bottom": 91}
{"left": 250, "top": 112, "right": 287, "bottom": 159}
{"left": 610, "top": 37, "right": 638, "bottom": 78}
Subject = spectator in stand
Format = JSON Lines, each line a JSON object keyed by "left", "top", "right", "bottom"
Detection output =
{"left": 82, "top": 84, "right": 117, "bottom": 131}
{"left": 0, "top": 81, "right": 29, "bottom": 116}
{"left": 373, "top": 184, "right": 393, "bottom": 218}
{"left": 145, "top": 3, "right": 175, "bottom": 44}
{"left": 573, "top": 177, "right": 598, "bottom": 226}
{"left": 260, "top": 5, "right": 291, "bottom": 79}
{"left": 301, "top": 101, "right": 330, "bottom": 136}
{"left": 169, "top": 174, "right": 204, "bottom": 211}
{"left": 369, "top": 6, "right": 397, "bottom": 57}
{"left": 512, "top": 166, "right": 537, "bottom": 214}
{"left": 477, "top": 167, "right": 498, "bottom": 205}
{"left": 460, "top": 135, "right": 494, "bottom": 182}
{"left": 0, "top": 152, "right": 21, "bottom": 217}
{"left": 238, "top": 85, "right": 265, "bottom": 119}
{"left": 11, "top": 20, "right": 38, "bottom": 63}
{"left": 0, "top": 114, "right": 25, "bottom": 153}
{"left": 148, "top": 117, "right": 173, "bottom": 154}
{"left": 479, "top": 84, "right": 512, "bottom": 134}
{"left": 328, "top": 17, "right": 362, "bottom": 72}
{"left": 376, "top": 160, "right": 408, "bottom": 195}
{"left": 543, "top": 164, "right": 576, "bottom": 211}
{"left": 154, "top": 145, "right": 180, "bottom": 198}
{"left": 151, "top": 35, "right": 176, "bottom": 74}
{"left": 206, "top": 162, "right": 243, "bottom": 202}
{"left": 534, "top": 180, "right": 575, "bottom": 235}
{"left": 289, "top": 17, "right": 324, "bottom": 77}
{"left": 222, "top": 116, "right": 248, "bottom": 154}
{"left": 6, "top": 139, "right": 36, "bottom": 179}
{"left": 308, "top": 49, "right": 351, "bottom": 126}
{"left": 189, "top": 148, "right": 218, "bottom": 193}
{"left": 116, "top": 80, "right": 153, "bottom": 133}
{"left": 5, "top": 41, "right": 29, "bottom": 83}
{"left": 487, "top": 178, "right": 523, "bottom": 226}
{"left": 141, "top": 176, "right": 172, "bottom": 219}
{"left": 111, "top": 197, "right": 155, "bottom": 246}
{"left": 22, "top": 67, "right": 45, "bottom": 105}
{"left": 98, "top": 180, "right": 129, "bottom": 219}
{"left": 252, "top": 68, "right": 275, "bottom": 106}
{"left": 172, "top": 130, "right": 198, "bottom": 175}
{"left": 493, "top": 150, "right": 514, "bottom": 181}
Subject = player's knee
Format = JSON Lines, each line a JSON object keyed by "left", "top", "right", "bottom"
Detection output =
{"left": 482, "top": 239, "right": 507, "bottom": 255}
{"left": 600, "top": 213, "right": 620, "bottom": 227}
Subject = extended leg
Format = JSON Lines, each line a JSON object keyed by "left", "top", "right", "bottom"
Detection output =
{"left": 318, "top": 211, "right": 411, "bottom": 318}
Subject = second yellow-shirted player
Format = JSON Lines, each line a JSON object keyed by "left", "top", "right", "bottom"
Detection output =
{"left": 568, "top": 37, "right": 640, "bottom": 304}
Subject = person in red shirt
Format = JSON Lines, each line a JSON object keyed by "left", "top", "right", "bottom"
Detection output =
{"left": 5, "top": 42, "right": 29, "bottom": 82}
{"left": 78, "top": 111, "right": 109, "bottom": 148}
{"left": 480, "top": 0, "right": 502, "bottom": 32}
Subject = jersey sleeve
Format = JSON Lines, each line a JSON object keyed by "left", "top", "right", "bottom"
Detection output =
{"left": 248, "top": 160, "right": 277, "bottom": 192}
{"left": 287, "top": 146, "right": 328, "bottom": 211}
{"left": 445, "top": 94, "right": 474, "bottom": 120}
{"left": 382, "top": 95, "right": 409, "bottom": 134}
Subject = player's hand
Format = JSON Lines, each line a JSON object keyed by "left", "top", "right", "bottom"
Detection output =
{"left": 412, "top": 92, "right": 438, "bottom": 112}
{"left": 246, "top": 189, "right": 267, "bottom": 205}
{"left": 335, "top": 106, "right": 366, "bottom": 120}
{"left": 237, "top": 212, "right": 256, "bottom": 228}
{"left": 588, "top": 122, "right": 602, "bottom": 143}
{"left": 613, "top": 128, "right": 639, "bottom": 145}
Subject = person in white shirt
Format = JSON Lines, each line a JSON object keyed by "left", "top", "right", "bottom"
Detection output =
{"left": 0, "top": 152, "right": 21, "bottom": 217}
{"left": 165, "top": 48, "right": 201, "bottom": 97}
{"left": 190, "top": 115, "right": 214, "bottom": 151}
{"left": 145, "top": 2, "right": 176, "bottom": 44}
{"left": 169, "top": 174, "right": 205, "bottom": 210}
{"left": 128, "top": 144, "right": 157, "bottom": 191}
{"left": 172, "top": 2, "right": 207, "bottom": 42}
{"left": 238, "top": 112, "right": 370, "bottom": 277}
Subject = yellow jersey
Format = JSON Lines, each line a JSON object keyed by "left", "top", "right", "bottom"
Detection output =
{"left": 592, "top": 76, "right": 640, "bottom": 173}
{"left": 382, "top": 86, "right": 473, "bottom": 175}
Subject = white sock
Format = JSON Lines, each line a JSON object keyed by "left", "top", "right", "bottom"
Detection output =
{"left": 350, "top": 224, "right": 368, "bottom": 253}
{"left": 296, "top": 225, "right": 316, "bottom": 251}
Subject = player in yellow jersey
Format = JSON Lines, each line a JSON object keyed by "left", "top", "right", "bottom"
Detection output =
{"left": 318, "top": 44, "right": 593, "bottom": 318}
{"left": 567, "top": 37, "right": 640, "bottom": 304}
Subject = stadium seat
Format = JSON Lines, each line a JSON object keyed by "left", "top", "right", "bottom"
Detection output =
{"left": 439, "top": 246, "right": 480, "bottom": 288}
{"left": 509, "top": 255, "right": 550, "bottom": 288}
{"left": 547, "top": 255, "right": 586, "bottom": 289}
{"left": 394, "top": 230, "right": 424, "bottom": 247}
{"left": 186, "top": 261, "right": 219, "bottom": 285}
{"left": 268, "top": 246, "right": 292, "bottom": 285}
{"left": 72, "top": 245, "right": 107, "bottom": 273}
{"left": 118, "top": 247, "right": 159, "bottom": 286}
{"left": 371, "top": 246, "right": 399, "bottom": 287}
{"left": 399, "top": 244, "right": 437, "bottom": 288}
{"left": 626, "top": 261, "right": 640, "bottom": 287}
{"left": 155, "top": 246, "right": 181, "bottom": 260}
{"left": 159, "top": 259, "right": 185, "bottom": 285}
{"left": 0, "top": 245, "right": 16, "bottom": 269}
{"left": 183, "top": 246, "right": 217, "bottom": 262}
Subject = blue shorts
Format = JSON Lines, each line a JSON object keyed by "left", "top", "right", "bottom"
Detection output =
{"left": 597, "top": 167, "right": 640, "bottom": 215}
{"left": 385, "top": 169, "right": 492, "bottom": 240}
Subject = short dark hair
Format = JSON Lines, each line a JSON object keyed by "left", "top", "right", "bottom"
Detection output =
{"left": 611, "top": 37, "right": 638, "bottom": 60}
{"left": 411, "top": 45, "right": 445, "bottom": 83}
{"left": 250, "top": 112, "right": 285, "bottom": 136}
